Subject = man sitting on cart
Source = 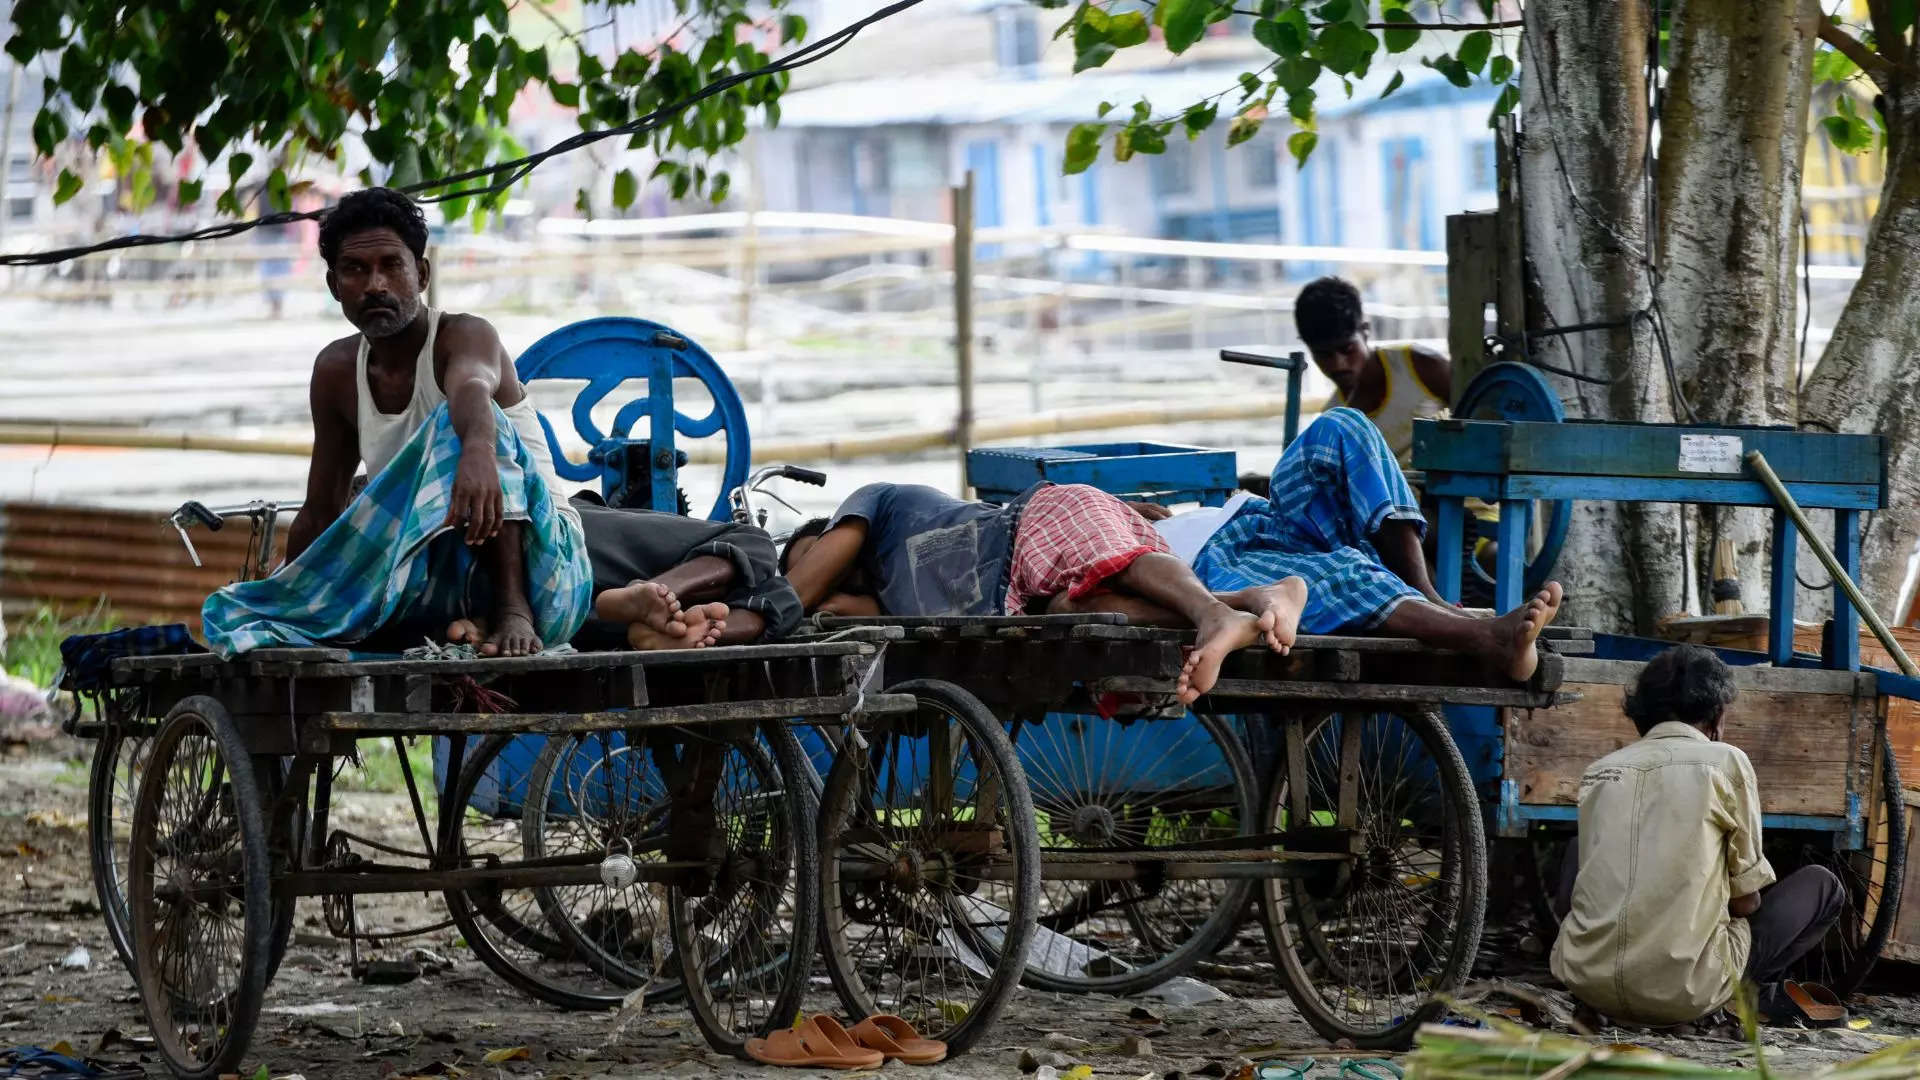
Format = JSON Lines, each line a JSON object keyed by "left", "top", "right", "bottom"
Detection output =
{"left": 779, "top": 482, "right": 1306, "bottom": 704}
{"left": 202, "top": 187, "right": 593, "bottom": 658}
{"left": 1148, "top": 406, "right": 1562, "bottom": 683}
{"left": 1552, "top": 645, "right": 1845, "bottom": 1026}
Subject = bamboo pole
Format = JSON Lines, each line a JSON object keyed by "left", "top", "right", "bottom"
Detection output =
{"left": 1746, "top": 449, "right": 1918, "bottom": 676}
{"left": 0, "top": 392, "right": 1328, "bottom": 467}
{"left": 952, "top": 170, "right": 976, "bottom": 495}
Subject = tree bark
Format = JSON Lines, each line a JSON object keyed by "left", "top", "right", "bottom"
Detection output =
{"left": 1520, "top": 0, "right": 1687, "bottom": 634}
{"left": 1802, "top": 75, "right": 1920, "bottom": 616}
{"left": 1657, "top": 0, "right": 1817, "bottom": 615}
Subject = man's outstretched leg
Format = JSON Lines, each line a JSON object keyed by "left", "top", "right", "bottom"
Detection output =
{"left": 1375, "top": 581, "right": 1564, "bottom": 681}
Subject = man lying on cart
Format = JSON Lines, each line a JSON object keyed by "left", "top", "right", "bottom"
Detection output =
{"left": 779, "top": 480, "right": 1307, "bottom": 704}
{"left": 200, "top": 187, "right": 800, "bottom": 659}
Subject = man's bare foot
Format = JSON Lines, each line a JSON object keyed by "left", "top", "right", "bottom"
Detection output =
{"left": 596, "top": 581, "right": 687, "bottom": 638}
{"left": 483, "top": 606, "right": 542, "bottom": 657}
{"left": 1487, "top": 581, "right": 1563, "bottom": 682}
{"left": 680, "top": 602, "right": 729, "bottom": 648}
{"left": 626, "top": 622, "right": 704, "bottom": 651}
{"left": 446, "top": 617, "right": 488, "bottom": 646}
{"left": 1230, "top": 578, "right": 1306, "bottom": 654}
{"left": 1175, "top": 605, "right": 1265, "bottom": 705}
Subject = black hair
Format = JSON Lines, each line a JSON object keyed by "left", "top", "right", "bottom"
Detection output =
{"left": 780, "top": 517, "right": 833, "bottom": 575}
{"left": 1623, "top": 644, "right": 1738, "bottom": 736}
{"left": 319, "top": 187, "right": 429, "bottom": 268}
{"left": 1237, "top": 471, "right": 1271, "bottom": 498}
{"left": 1293, "top": 276, "right": 1365, "bottom": 349}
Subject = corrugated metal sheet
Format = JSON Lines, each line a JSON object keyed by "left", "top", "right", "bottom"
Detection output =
{"left": 0, "top": 502, "right": 286, "bottom": 632}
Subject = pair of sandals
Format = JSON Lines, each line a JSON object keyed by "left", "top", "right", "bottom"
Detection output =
{"left": 746, "top": 1015, "right": 947, "bottom": 1069}
{"left": 1768, "top": 981, "right": 1849, "bottom": 1028}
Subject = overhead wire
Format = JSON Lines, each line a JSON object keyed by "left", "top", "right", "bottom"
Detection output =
{"left": 0, "top": 0, "right": 925, "bottom": 267}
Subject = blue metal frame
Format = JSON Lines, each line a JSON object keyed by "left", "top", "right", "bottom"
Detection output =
{"left": 514, "top": 317, "right": 750, "bottom": 522}
{"left": 968, "top": 442, "right": 1238, "bottom": 507}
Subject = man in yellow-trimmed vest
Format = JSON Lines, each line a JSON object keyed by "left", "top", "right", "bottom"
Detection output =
{"left": 1292, "top": 275, "right": 1452, "bottom": 472}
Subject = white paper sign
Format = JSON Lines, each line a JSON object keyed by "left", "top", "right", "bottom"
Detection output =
{"left": 1677, "top": 434, "right": 1744, "bottom": 474}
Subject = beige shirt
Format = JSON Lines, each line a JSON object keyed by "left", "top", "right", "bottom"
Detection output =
{"left": 1549, "top": 721, "right": 1776, "bottom": 1024}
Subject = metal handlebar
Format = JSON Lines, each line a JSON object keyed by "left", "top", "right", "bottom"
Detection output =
{"left": 1220, "top": 347, "right": 1308, "bottom": 447}
{"left": 166, "top": 499, "right": 302, "bottom": 571}
{"left": 729, "top": 465, "right": 829, "bottom": 533}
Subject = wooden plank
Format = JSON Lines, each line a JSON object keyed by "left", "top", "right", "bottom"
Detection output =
{"left": 1336, "top": 716, "right": 1363, "bottom": 828}
{"left": 1417, "top": 419, "right": 1882, "bottom": 486}
{"left": 249, "top": 640, "right": 876, "bottom": 678}
{"left": 811, "top": 613, "right": 1125, "bottom": 629}
{"left": 1889, "top": 800, "right": 1920, "bottom": 956}
{"left": 1560, "top": 657, "right": 1873, "bottom": 696}
{"left": 1505, "top": 684, "right": 1859, "bottom": 816}
{"left": 317, "top": 692, "right": 919, "bottom": 735}
{"left": 1094, "top": 676, "right": 1569, "bottom": 709}
{"left": 1445, "top": 210, "right": 1500, "bottom": 401}
{"left": 1285, "top": 717, "right": 1309, "bottom": 828}
{"left": 1498, "top": 474, "right": 1881, "bottom": 512}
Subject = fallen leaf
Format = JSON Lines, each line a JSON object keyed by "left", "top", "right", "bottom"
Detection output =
{"left": 481, "top": 1047, "right": 529, "bottom": 1064}
{"left": 1065, "top": 1067, "right": 1094, "bottom": 1080}
{"left": 14, "top": 841, "right": 44, "bottom": 857}
{"left": 1848, "top": 1017, "right": 1872, "bottom": 1031}
{"left": 48, "top": 1040, "right": 76, "bottom": 1057}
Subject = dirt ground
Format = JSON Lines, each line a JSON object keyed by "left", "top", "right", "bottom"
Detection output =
{"left": 3, "top": 732, "right": 1918, "bottom": 1080}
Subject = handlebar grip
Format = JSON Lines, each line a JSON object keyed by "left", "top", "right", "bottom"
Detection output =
{"left": 180, "top": 501, "right": 224, "bottom": 530}
{"left": 782, "top": 466, "right": 828, "bottom": 486}
{"left": 1220, "top": 348, "right": 1307, "bottom": 372}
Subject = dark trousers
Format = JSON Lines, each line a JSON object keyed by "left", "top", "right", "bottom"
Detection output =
{"left": 569, "top": 494, "right": 803, "bottom": 647}
{"left": 1556, "top": 842, "right": 1846, "bottom": 985}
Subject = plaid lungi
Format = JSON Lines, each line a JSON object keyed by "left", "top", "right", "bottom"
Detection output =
{"left": 201, "top": 402, "right": 592, "bottom": 657}
{"left": 1191, "top": 407, "right": 1424, "bottom": 634}
{"left": 1005, "top": 483, "right": 1170, "bottom": 614}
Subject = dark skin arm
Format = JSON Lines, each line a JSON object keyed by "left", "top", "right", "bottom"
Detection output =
{"left": 784, "top": 521, "right": 870, "bottom": 612}
{"left": 1409, "top": 343, "right": 1453, "bottom": 403}
{"left": 1730, "top": 892, "right": 1762, "bottom": 918}
{"left": 434, "top": 315, "right": 512, "bottom": 545}
{"left": 285, "top": 343, "right": 362, "bottom": 563}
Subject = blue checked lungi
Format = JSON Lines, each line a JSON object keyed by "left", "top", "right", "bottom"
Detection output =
{"left": 1192, "top": 407, "right": 1424, "bottom": 634}
{"left": 201, "top": 402, "right": 592, "bottom": 657}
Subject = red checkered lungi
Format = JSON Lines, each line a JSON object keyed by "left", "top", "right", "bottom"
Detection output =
{"left": 1005, "top": 484, "right": 1170, "bottom": 614}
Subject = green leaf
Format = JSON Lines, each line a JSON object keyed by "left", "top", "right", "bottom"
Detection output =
{"left": 550, "top": 81, "right": 580, "bottom": 108}
{"left": 1315, "top": 21, "right": 1376, "bottom": 77}
{"left": 1489, "top": 55, "right": 1514, "bottom": 85}
{"left": 525, "top": 45, "right": 550, "bottom": 80}
{"left": 1488, "top": 83, "right": 1520, "bottom": 121}
{"left": 1064, "top": 122, "right": 1104, "bottom": 174}
{"left": 613, "top": 50, "right": 651, "bottom": 84}
{"left": 1286, "top": 87, "right": 1315, "bottom": 122}
{"left": 1108, "top": 11, "right": 1150, "bottom": 47}
{"left": 577, "top": 49, "right": 606, "bottom": 81}
{"left": 1074, "top": 41, "right": 1117, "bottom": 72}
{"left": 1457, "top": 30, "right": 1492, "bottom": 74}
{"left": 1253, "top": 18, "right": 1304, "bottom": 56}
{"left": 1428, "top": 54, "right": 1473, "bottom": 88}
{"left": 364, "top": 125, "right": 400, "bottom": 162}
{"left": 1182, "top": 101, "right": 1218, "bottom": 138}
{"left": 1238, "top": 72, "right": 1264, "bottom": 98}
{"left": 670, "top": 168, "right": 692, "bottom": 200}
{"left": 1276, "top": 56, "right": 1321, "bottom": 94}
{"left": 1098, "top": 100, "right": 1116, "bottom": 117}
{"left": 1380, "top": 71, "right": 1405, "bottom": 99}
{"left": 53, "top": 168, "right": 83, "bottom": 205}
{"left": 709, "top": 170, "right": 731, "bottom": 203}
{"left": 485, "top": 0, "right": 510, "bottom": 32}
{"left": 31, "top": 109, "right": 65, "bottom": 156}
{"left": 612, "top": 167, "right": 638, "bottom": 209}
{"left": 1226, "top": 103, "right": 1266, "bottom": 146}
{"left": 1314, "top": 0, "right": 1351, "bottom": 22}
{"left": 782, "top": 13, "right": 808, "bottom": 42}
{"left": 253, "top": 1063, "right": 271, "bottom": 1080}
{"left": 228, "top": 152, "right": 254, "bottom": 183}
{"left": 266, "top": 167, "right": 290, "bottom": 211}
{"left": 1382, "top": 9, "right": 1421, "bottom": 53}
{"left": 1160, "top": 0, "right": 1213, "bottom": 54}
{"left": 177, "top": 178, "right": 203, "bottom": 207}
{"left": 575, "top": 187, "right": 593, "bottom": 219}
{"left": 1811, "top": 47, "right": 1858, "bottom": 85}
{"left": 1112, "top": 126, "right": 1135, "bottom": 162}
{"left": 1287, "top": 130, "right": 1318, "bottom": 166}
{"left": 1131, "top": 99, "right": 1153, "bottom": 123}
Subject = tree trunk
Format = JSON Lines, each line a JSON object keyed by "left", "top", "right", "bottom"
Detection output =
{"left": 1520, "top": 0, "right": 1687, "bottom": 634}
{"left": 1657, "top": 0, "right": 1817, "bottom": 615}
{"left": 1802, "top": 75, "right": 1920, "bottom": 616}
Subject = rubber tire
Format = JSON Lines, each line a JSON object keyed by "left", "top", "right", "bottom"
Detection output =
{"left": 89, "top": 723, "right": 143, "bottom": 976}
{"left": 1792, "top": 729, "right": 1906, "bottom": 998}
{"left": 818, "top": 679, "right": 1040, "bottom": 1057}
{"left": 675, "top": 720, "right": 819, "bottom": 1058}
{"left": 1258, "top": 709, "right": 1488, "bottom": 1050}
{"left": 128, "top": 696, "right": 274, "bottom": 1080}
{"left": 1009, "top": 709, "right": 1258, "bottom": 994}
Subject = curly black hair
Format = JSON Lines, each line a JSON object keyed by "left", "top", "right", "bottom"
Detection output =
{"left": 1293, "top": 276, "right": 1365, "bottom": 350}
{"left": 780, "top": 517, "right": 833, "bottom": 575}
{"left": 318, "top": 187, "right": 429, "bottom": 268}
{"left": 1623, "top": 644, "right": 1738, "bottom": 736}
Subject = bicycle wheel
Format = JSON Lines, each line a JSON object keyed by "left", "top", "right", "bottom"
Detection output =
{"left": 127, "top": 696, "right": 273, "bottom": 1080}
{"left": 89, "top": 720, "right": 150, "bottom": 975}
{"left": 1258, "top": 709, "right": 1486, "bottom": 1049}
{"left": 1006, "top": 709, "right": 1256, "bottom": 994}
{"left": 1780, "top": 727, "right": 1906, "bottom": 998}
{"left": 819, "top": 680, "right": 1038, "bottom": 1056}
{"left": 673, "top": 721, "right": 818, "bottom": 1057}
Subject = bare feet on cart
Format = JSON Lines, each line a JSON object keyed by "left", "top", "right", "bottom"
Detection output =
{"left": 681, "top": 602, "right": 729, "bottom": 647}
{"left": 1228, "top": 577, "right": 1306, "bottom": 654}
{"left": 596, "top": 580, "right": 687, "bottom": 639}
{"left": 1176, "top": 606, "right": 1265, "bottom": 705}
{"left": 484, "top": 603, "right": 542, "bottom": 657}
{"left": 1490, "top": 581, "right": 1563, "bottom": 682}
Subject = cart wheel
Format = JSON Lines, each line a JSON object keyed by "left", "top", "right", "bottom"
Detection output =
{"left": 89, "top": 719, "right": 151, "bottom": 975}
{"left": 1000, "top": 709, "right": 1256, "bottom": 994}
{"left": 1781, "top": 727, "right": 1906, "bottom": 998}
{"left": 819, "top": 679, "right": 1039, "bottom": 1057}
{"left": 127, "top": 696, "right": 273, "bottom": 1080}
{"left": 445, "top": 734, "right": 634, "bottom": 1010}
{"left": 674, "top": 721, "right": 819, "bottom": 1057}
{"left": 1258, "top": 709, "right": 1487, "bottom": 1049}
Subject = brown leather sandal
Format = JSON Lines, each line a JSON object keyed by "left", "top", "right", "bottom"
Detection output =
{"left": 745, "top": 1016, "right": 885, "bottom": 1069}
{"left": 848, "top": 1014, "right": 949, "bottom": 1065}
